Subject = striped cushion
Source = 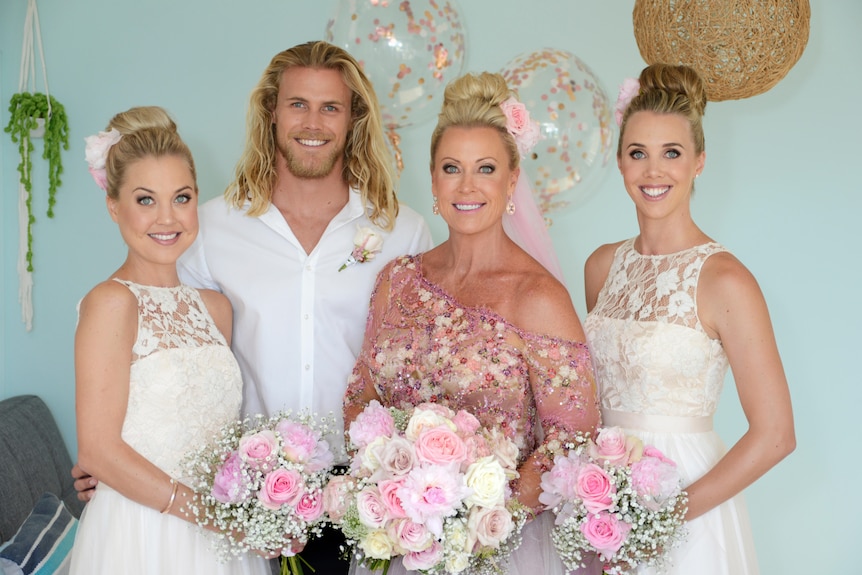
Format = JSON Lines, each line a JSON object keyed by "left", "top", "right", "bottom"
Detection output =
{"left": 0, "top": 493, "right": 77, "bottom": 575}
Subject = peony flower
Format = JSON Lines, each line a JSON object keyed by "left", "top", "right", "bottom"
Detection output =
{"left": 275, "top": 420, "right": 318, "bottom": 463}
{"left": 211, "top": 451, "right": 247, "bottom": 504}
{"left": 414, "top": 427, "right": 468, "bottom": 467}
{"left": 463, "top": 456, "right": 507, "bottom": 509}
{"left": 258, "top": 468, "right": 304, "bottom": 510}
{"left": 402, "top": 540, "right": 443, "bottom": 571}
{"left": 304, "top": 439, "right": 335, "bottom": 473}
{"left": 588, "top": 427, "right": 643, "bottom": 467}
{"left": 348, "top": 400, "right": 395, "bottom": 449}
{"left": 539, "top": 453, "right": 584, "bottom": 509}
{"left": 576, "top": 463, "right": 615, "bottom": 514}
{"left": 614, "top": 77, "right": 640, "bottom": 126}
{"left": 398, "top": 464, "right": 470, "bottom": 536}
{"left": 579, "top": 511, "right": 631, "bottom": 560}
{"left": 630, "top": 448, "right": 682, "bottom": 511}
{"left": 238, "top": 429, "right": 279, "bottom": 471}
{"left": 466, "top": 505, "right": 515, "bottom": 550}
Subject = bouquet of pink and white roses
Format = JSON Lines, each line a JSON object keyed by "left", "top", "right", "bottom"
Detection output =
{"left": 325, "top": 400, "right": 528, "bottom": 574}
{"left": 539, "top": 427, "right": 688, "bottom": 574}
{"left": 183, "top": 411, "right": 338, "bottom": 575}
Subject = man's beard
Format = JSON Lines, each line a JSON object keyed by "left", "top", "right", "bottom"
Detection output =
{"left": 277, "top": 133, "right": 344, "bottom": 179}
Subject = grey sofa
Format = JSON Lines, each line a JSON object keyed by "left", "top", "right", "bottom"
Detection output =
{"left": 0, "top": 394, "right": 84, "bottom": 542}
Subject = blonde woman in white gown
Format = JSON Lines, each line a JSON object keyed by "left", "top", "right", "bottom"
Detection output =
{"left": 70, "top": 107, "right": 269, "bottom": 575}
{"left": 584, "top": 64, "right": 795, "bottom": 575}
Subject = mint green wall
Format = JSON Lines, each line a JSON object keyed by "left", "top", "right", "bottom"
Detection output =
{"left": 1, "top": 2, "right": 856, "bottom": 572}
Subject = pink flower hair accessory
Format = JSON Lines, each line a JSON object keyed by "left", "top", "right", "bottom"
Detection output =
{"left": 500, "top": 97, "right": 540, "bottom": 158}
{"left": 614, "top": 78, "right": 641, "bottom": 126}
{"left": 84, "top": 128, "right": 122, "bottom": 191}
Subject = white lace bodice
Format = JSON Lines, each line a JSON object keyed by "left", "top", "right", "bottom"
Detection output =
{"left": 584, "top": 239, "right": 730, "bottom": 418}
{"left": 115, "top": 280, "right": 243, "bottom": 476}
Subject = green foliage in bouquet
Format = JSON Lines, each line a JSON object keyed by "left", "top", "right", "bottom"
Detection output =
{"left": 4, "top": 91, "right": 70, "bottom": 271}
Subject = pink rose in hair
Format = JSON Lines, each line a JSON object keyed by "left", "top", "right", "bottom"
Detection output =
{"left": 579, "top": 511, "right": 631, "bottom": 560}
{"left": 588, "top": 427, "right": 643, "bottom": 467}
{"left": 615, "top": 77, "right": 640, "bottom": 126}
{"left": 238, "top": 430, "right": 278, "bottom": 470}
{"left": 349, "top": 400, "right": 395, "bottom": 449}
{"left": 295, "top": 490, "right": 325, "bottom": 522}
{"left": 576, "top": 463, "right": 615, "bottom": 514}
{"left": 501, "top": 97, "right": 540, "bottom": 156}
{"left": 211, "top": 451, "right": 247, "bottom": 504}
{"left": 258, "top": 468, "right": 304, "bottom": 510}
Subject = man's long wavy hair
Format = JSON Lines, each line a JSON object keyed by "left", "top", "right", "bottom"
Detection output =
{"left": 226, "top": 41, "right": 399, "bottom": 230}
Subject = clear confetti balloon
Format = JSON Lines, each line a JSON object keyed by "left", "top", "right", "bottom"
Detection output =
{"left": 325, "top": 0, "right": 467, "bottom": 130}
{"left": 501, "top": 48, "right": 614, "bottom": 217}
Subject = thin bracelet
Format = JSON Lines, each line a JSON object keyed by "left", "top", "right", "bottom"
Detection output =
{"left": 161, "top": 478, "right": 178, "bottom": 514}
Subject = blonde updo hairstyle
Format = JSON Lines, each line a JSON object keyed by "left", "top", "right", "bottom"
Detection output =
{"left": 430, "top": 72, "right": 520, "bottom": 171}
{"left": 103, "top": 106, "right": 197, "bottom": 200}
{"left": 617, "top": 64, "right": 708, "bottom": 158}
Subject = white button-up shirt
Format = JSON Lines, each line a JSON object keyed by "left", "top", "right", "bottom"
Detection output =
{"left": 178, "top": 190, "right": 432, "bottom": 457}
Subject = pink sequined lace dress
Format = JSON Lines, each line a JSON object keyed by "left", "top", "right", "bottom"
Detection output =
{"left": 584, "top": 239, "right": 759, "bottom": 575}
{"left": 344, "top": 255, "right": 600, "bottom": 575}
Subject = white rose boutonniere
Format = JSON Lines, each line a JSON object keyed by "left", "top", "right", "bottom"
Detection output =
{"left": 339, "top": 226, "right": 384, "bottom": 272}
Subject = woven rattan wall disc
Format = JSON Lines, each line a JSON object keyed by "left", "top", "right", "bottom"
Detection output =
{"left": 633, "top": 0, "right": 810, "bottom": 101}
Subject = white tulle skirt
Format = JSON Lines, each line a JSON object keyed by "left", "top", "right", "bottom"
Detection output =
{"left": 69, "top": 484, "right": 270, "bottom": 575}
{"left": 604, "top": 417, "right": 759, "bottom": 575}
{"left": 349, "top": 511, "right": 601, "bottom": 575}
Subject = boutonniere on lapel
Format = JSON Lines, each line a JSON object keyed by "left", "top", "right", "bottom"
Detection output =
{"left": 339, "top": 226, "right": 384, "bottom": 272}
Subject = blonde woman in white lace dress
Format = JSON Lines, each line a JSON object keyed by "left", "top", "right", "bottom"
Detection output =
{"left": 70, "top": 107, "right": 269, "bottom": 574}
{"left": 583, "top": 65, "right": 795, "bottom": 575}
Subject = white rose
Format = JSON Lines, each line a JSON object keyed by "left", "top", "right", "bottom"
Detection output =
{"left": 354, "top": 226, "right": 384, "bottom": 255}
{"left": 360, "top": 435, "right": 389, "bottom": 474}
{"left": 359, "top": 529, "right": 394, "bottom": 560}
{"left": 463, "top": 456, "right": 507, "bottom": 508}
{"left": 466, "top": 505, "right": 514, "bottom": 550}
{"left": 405, "top": 409, "right": 456, "bottom": 441}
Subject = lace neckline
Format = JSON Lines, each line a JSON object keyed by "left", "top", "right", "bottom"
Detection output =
{"left": 627, "top": 237, "right": 721, "bottom": 258}
{"left": 410, "top": 254, "right": 583, "bottom": 347}
{"left": 112, "top": 278, "right": 185, "bottom": 290}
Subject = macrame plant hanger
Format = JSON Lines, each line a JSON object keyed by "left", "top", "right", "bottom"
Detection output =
{"left": 16, "top": 0, "right": 51, "bottom": 331}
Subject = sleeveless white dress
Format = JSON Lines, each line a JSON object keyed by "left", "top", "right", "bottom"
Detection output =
{"left": 69, "top": 280, "right": 269, "bottom": 575}
{"left": 584, "top": 239, "right": 759, "bottom": 575}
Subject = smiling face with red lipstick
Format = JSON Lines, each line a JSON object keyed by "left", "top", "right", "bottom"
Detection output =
{"left": 107, "top": 155, "right": 198, "bottom": 273}
{"left": 618, "top": 110, "right": 705, "bottom": 225}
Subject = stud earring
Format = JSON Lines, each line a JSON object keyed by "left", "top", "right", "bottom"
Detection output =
{"left": 506, "top": 198, "right": 516, "bottom": 215}
{"left": 432, "top": 196, "right": 440, "bottom": 215}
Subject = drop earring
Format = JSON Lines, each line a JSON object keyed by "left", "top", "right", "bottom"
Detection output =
{"left": 506, "top": 198, "right": 516, "bottom": 215}
{"left": 432, "top": 196, "right": 440, "bottom": 215}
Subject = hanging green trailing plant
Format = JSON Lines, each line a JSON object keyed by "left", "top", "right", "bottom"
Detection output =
{"left": 4, "top": 91, "right": 69, "bottom": 271}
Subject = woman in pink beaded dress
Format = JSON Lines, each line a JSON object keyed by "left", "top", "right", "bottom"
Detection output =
{"left": 343, "top": 72, "right": 600, "bottom": 575}
{"left": 583, "top": 64, "right": 795, "bottom": 574}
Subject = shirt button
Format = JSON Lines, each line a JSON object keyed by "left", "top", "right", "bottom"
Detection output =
{"left": 304, "top": 364, "right": 310, "bottom": 370}
{"left": 305, "top": 265, "right": 312, "bottom": 271}
{"left": 304, "top": 314, "right": 309, "bottom": 320}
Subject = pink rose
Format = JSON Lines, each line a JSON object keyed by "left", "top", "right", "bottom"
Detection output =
{"left": 588, "top": 427, "right": 643, "bottom": 467}
{"left": 402, "top": 540, "right": 443, "bottom": 571}
{"left": 414, "top": 427, "right": 468, "bottom": 466}
{"left": 349, "top": 400, "right": 395, "bottom": 449}
{"left": 356, "top": 486, "right": 389, "bottom": 528}
{"left": 466, "top": 505, "right": 515, "bottom": 551}
{"left": 485, "top": 428, "right": 519, "bottom": 471}
{"left": 501, "top": 97, "right": 540, "bottom": 156}
{"left": 211, "top": 451, "right": 247, "bottom": 504}
{"left": 295, "top": 489, "right": 325, "bottom": 522}
{"left": 643, "top": 445, "right": 674, "bottom": 466}
{"left": 276, "top": 420, "right": 318, "bottom": 463}
{"left": 576, "top": 463, "right": 615, "bottom": 514}
{"left": 452, "top": 410, "right": 480, "bottom": 435}
{"left": 258, "top": 468, "right": 304, "bottom": 510}
{"left": 379, "top": 478, "right": 408, "bottom": 518}
{"left": 464, "top": 434, "right": 491, "bottom": 465}
{"left": 579, "top": 511, "right": 631, "bottom": 560}
{"left": 387, "top": 518, "right": 434, "bottom": 553}
{"left": 239, "top": 430, "right": 279, "bottom": 470}
{"left": 323, "top": 475, "right": 356, "bottom": 523}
